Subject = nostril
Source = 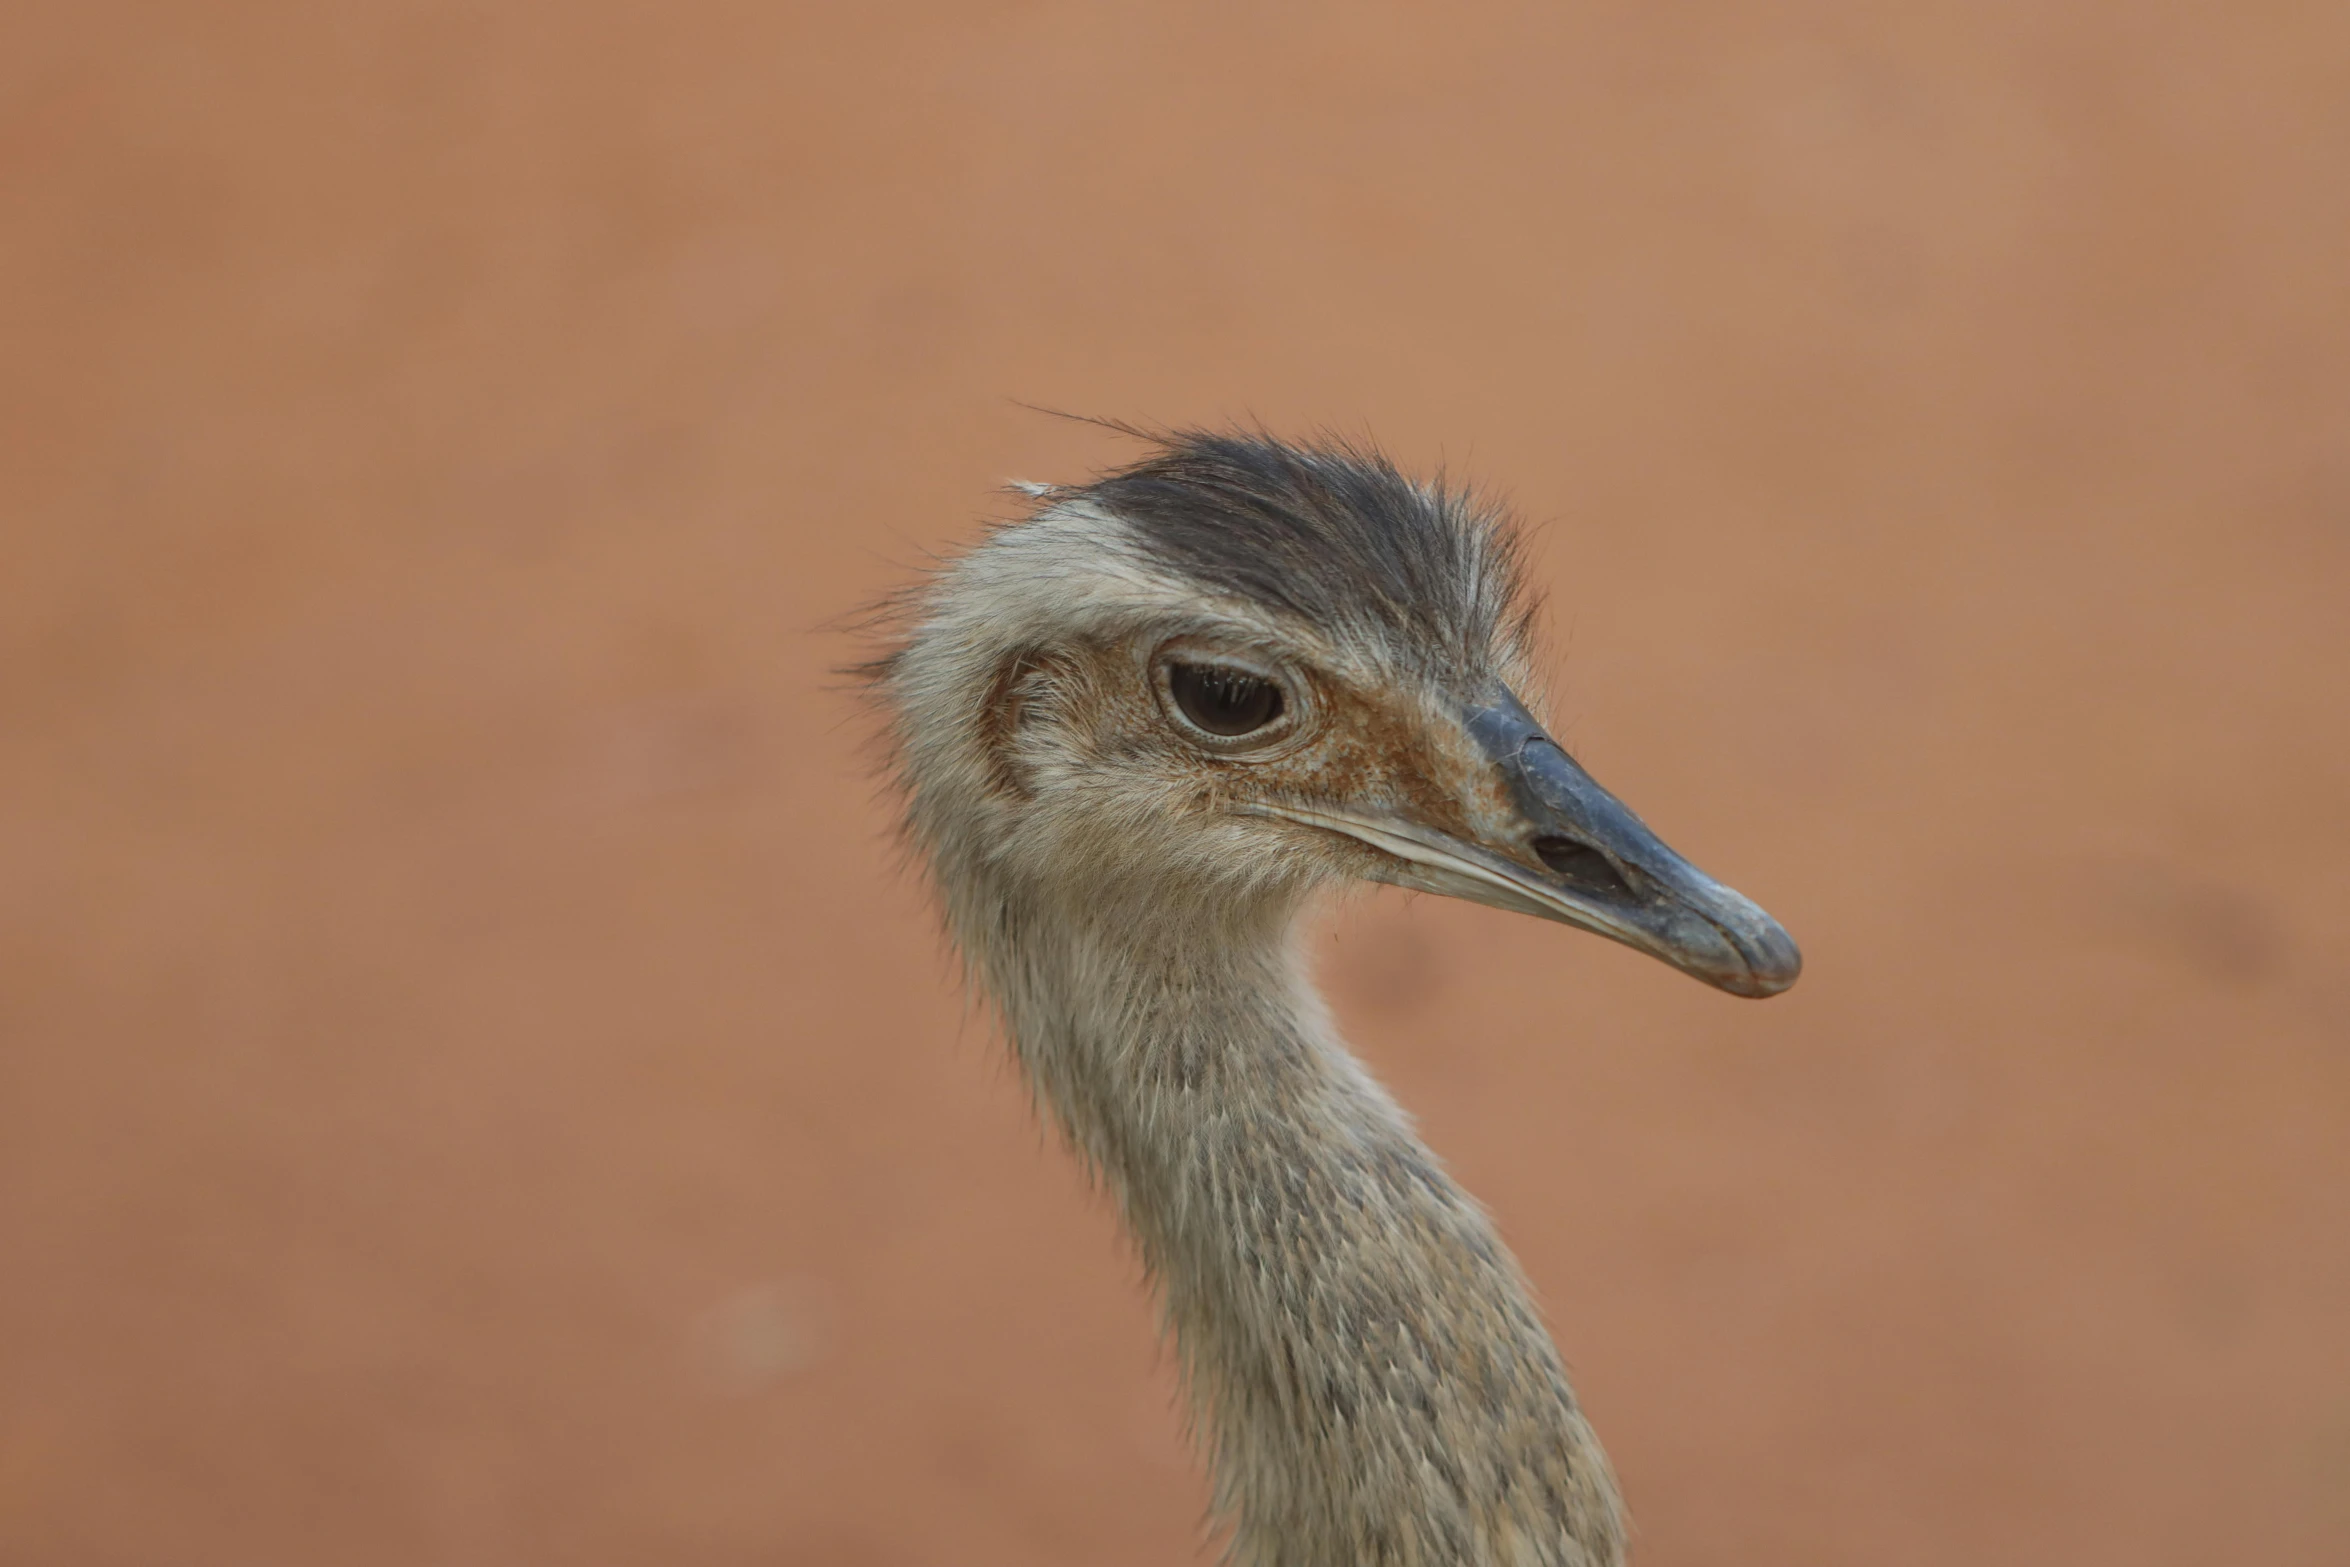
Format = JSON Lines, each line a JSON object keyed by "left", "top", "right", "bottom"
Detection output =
{"left": 1531, "top": 836, "right": 1634, "bottom": 901}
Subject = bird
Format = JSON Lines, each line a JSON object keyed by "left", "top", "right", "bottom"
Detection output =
{"left": 863, "top": 428, "right": 1801, "bottom": 1567}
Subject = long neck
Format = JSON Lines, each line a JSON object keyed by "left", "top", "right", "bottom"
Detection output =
{"left": 975, "top": 879, "right": 1626, "bottom": 1567}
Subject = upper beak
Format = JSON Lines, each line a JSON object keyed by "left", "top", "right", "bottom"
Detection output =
{"left": 1252, "top": 685, "right": 1802, "bottom": 998}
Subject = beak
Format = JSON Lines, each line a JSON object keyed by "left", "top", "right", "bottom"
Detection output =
{"left": 1251, "top": 685, "right": 1802, "bottom": 998}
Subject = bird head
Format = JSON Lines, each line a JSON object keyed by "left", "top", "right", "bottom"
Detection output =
{"left": 876, "top": 430, "right": 1799, "bottom": 999}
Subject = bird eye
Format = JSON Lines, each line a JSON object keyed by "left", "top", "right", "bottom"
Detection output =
{"left": 1166, "top": 662, "right": 1285, "bottom": 738}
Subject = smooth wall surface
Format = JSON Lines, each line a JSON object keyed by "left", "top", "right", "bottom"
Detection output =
{"left": 4, "top": 5, "right": 2347, "bottom": 1564}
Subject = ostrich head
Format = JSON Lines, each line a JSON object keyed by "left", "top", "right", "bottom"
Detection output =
{"left": 880, "top": 429, "right": 1800, "bottom": 998}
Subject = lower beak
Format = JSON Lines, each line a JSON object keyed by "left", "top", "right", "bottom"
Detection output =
{"left": 1255, "top": 686, "right": 1802, "bottom": 998}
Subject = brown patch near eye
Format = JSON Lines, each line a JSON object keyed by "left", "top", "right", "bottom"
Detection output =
{"left": 979, "top": 636, "right": 1150, "bottom": 800}
{"left": 1263, "top": 677, "right": 1489, "bottom": 846}
{"left": 978, "top": 647, "right": 1054, "bottom": 799}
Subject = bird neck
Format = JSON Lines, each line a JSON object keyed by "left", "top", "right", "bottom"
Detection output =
{"left": 976, "top": 879, "right": 1626, "bottom": 1567}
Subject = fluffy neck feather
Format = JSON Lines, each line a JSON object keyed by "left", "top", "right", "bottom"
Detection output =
{"left": 964, "top": 872, "right": 1627, "bottom": 1567}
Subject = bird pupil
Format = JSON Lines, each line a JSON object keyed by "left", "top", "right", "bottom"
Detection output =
{"left": 1169, "top": 663, "right": 1283, "bottom": 737}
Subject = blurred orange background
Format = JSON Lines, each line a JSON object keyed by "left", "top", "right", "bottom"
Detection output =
{"left": 4, "top": 5, "right": 2347, "bottom": 1564}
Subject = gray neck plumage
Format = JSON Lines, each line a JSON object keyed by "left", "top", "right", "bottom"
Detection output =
{"left": 966, "top": 875, "right": 1627, "bottom": 1567}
